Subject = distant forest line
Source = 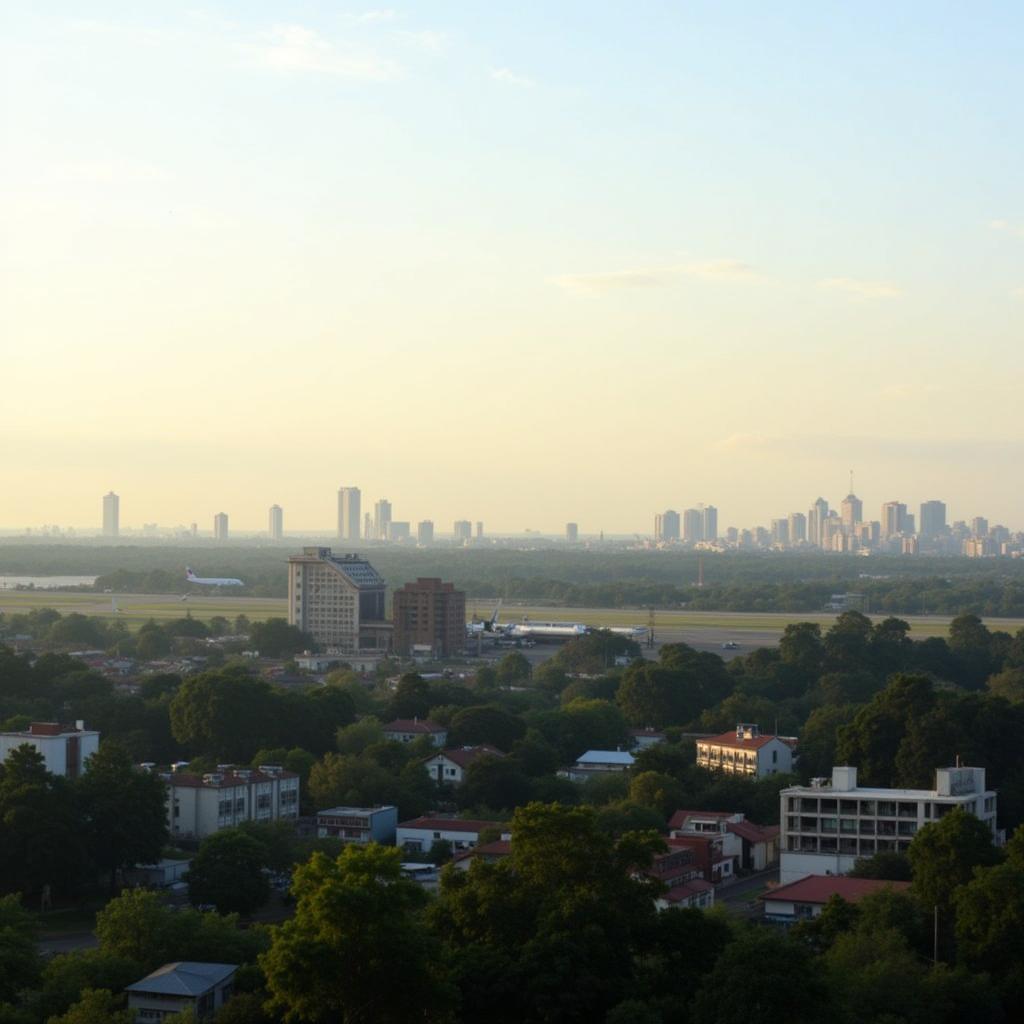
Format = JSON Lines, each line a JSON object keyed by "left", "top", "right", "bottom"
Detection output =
{"left": 4, "top": 544, "right": 1024, "bottom": 616}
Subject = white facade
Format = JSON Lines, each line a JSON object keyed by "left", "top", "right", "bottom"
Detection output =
{"left": 397, "top": 817, "right": 504, "bottom": 853}
{"left": 422, "top": 746, "right": 503, "bottom": 785}
{"left": 0, "top": 722, "right": 99, "bottom": 778}
{"left": 696, "top": 724, "right": 795, "bottom": 778}
{"left": 126, "top": 962, "right": 236, "bottom": 1023}
{"left": 316, "top": 805, "right": 397, "bottom": 844}
{"left": 780, "top": 765, "right": 999, "bottom": 883}
{"left": 383, "top": 719, "right": 448, "bottom": 747}
{"left": 162, "top": 765, "right": 300, "bottom": 840}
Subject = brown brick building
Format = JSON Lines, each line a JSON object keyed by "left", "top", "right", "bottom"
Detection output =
{"left": 392, "top": 577, "right": 466, "bottom": 657}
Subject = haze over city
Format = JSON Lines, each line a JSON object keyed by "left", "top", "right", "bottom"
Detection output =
{"left": 4, "top": 2, "right": 1024, "bottom": 531}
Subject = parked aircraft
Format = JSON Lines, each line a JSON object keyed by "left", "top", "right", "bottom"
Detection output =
{"left": 185, "top": 567, "right": 244, "bottom": 587}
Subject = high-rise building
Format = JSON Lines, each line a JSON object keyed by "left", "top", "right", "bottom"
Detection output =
{"left": 453, "top": 520, "right": 472, "bottom": 543}
{"left": 387, "top": 521, "right": 411, "bottom": 542}
{"left": 683, "top": 508, "right": 704, "bottom": 544}
{"left": 268, "top": 504, "right": 283, "bottom": 540}
{"left": 971, "top": 516, "right": 989, "bottom": 538}
{"left": 213, "top": 513, "right": 229, "bottom": 541}
{"left": 919, "top": 501, "right": 947, "bottom": 540}
{"left": 392, "top": 577, "right": 466, "bottom": 657}
{"left": 841, "top": 494, "right": 863, "bottom": 529}
{"left": 102, "top": 492, "right": 119, "bottom": 538}
{"left": 771, "top": 518, "right": 790, "bottom": 546}
{"left": 788, "top": 512, "right": 807, "bottom": 544}
{"left": 337, "top": 487, "right": 361, "bottom": 541}
{"left": 565, "top": 522, "right": 579, "bottom": 543}
{"left": 702, "top": 506, "right": 718, "bottom": 542}
{"left": 881, "top": 502, "right": 908, "bottom": 539}
{"left": 373, "top": 499, "right": 392, "bottom": 541}
{"left": 655, "top": 510, "right": 680, "bottom": 543}
{"left": 475, "top": 521, "right": 484, "bottom": 540}
{"left": 363, "top": 513, "right": 373, "bottom": 539}
{"left": 417, "top": 520, "right": 434, "bottom": 545}
{"left": 808, "top": 498, "right": 829, "bottom": 548}
{"left": 287, "top": 548, "right": 391, "bottom": 656}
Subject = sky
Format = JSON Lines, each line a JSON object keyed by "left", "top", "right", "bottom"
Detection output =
{"left": 2, "top": 2, "right": 1023, "bottom": 534}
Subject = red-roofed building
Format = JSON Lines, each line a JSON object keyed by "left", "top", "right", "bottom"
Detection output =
{"left": 422, "top": 745, "right": 506, "bottom": 785}
{"left": 396, "top": 816, "right": 506, "bottom": 853}
{"left": 762, "top": 875, "right": 911, "bottom": 923}
{"left": 453, "top": 839, "right": 512, "bottom": 871}
{"left": 727, "top": 819, "right": 780, "bottom": 871}
{"left": 668, "top": 809, "right": 780, "bottom": 876}
{"left": 656, "top": 878, "right": 715, "bottom": 911}
{"left": 696, "top": 723, "right": 795, "bottom": 777}
{"left": 383, "top": 718, "right": 448, "bottom": 747}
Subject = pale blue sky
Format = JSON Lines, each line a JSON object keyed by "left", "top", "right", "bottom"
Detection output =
{"left": 2, "top": 3, "right": 1023, "bottom": 531}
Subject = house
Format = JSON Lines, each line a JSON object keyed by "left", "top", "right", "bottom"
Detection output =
{"left": 780, "top": 765, "right": 1000, "bottom": 883}
{"left": 383, "top": 718, "right": 448, "bottom": 747}
{"left": 762, "top": 875, "right": 911, "bottom": 924}
{"left": 422, "top": 745, "right": 505, "bottom": 785}
{"left": 560, "top": 749, "right": 635, "bottom": 782}
{"left": 656, "top": 879, "right": 715, "bottom": 911}
{"left": 396, "top": 816, "right": 504, "bottom": 853}
{"left": 664, "top": 835, "right": 736, "bottom": 884}
{"left": 125, "top": 962, "right": 237, "bottom": 1022}
{"left": 667, "top": 808, "right": 780, "bottom": 875}
{"left": 695, "top": 723, "right": 796, "bottom": 778}
{"left": 453, "top": 839, "right": 512, "bottom": 871}
{"left": 629, "top": 728, "right": 667, "bottom": 751}
{"left": 0, "top": 721, "right": 99, "bottom": 778}
{"left": 316, "top": 805, "right": 398, "bottom": 845}
{"left": 125, "top": 858, "right": 191, "bottom": 889}
{"left": 727, "top": 818, "right": 780, "bottom": 871}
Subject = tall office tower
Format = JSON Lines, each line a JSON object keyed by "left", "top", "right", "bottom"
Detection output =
{"left": 702, "top": 505, "right": 718, "bottom": 541}
{"left": 387, "top": 521, "right": 411, "bottom": 542}
{"left": 903, "top": 513, "right": 915, "bottom": 536}
{"left": 214, "top": 512, "right": 229, "bottom": 541}
{"left": 655, "top": 510, "right": 680, "bottom": 543}
{"left": 881, "top": 501, "right": 908, "bottom": 539}
{"left": 392, "top": 577, "right": 466, "bottom": 658}
{"left": 268, "top": 504, "right": 283, "bottom": 540}
{"left": 726, "top": 526, "right": 739, "bottom": 544}
{"left": 565, "top": 522, "right": 579, "bottom": 543}
{"left": 475, "top": 521, "right": 484, "bottom": 540}
{"left": 919, "top": 500, "right": 947, "bottom": 539}
{"left": 417, "top": 520, "right": 434, "bottom": 545}
{"left": 453, "top": 520, "right": 472, "bottom": 543}
{"left": 841, "top": 494, "right": 863, "bottom": 529}
{"left": 373, "top": 499, "right": 392, "bottom": 541}
{"left": 683, "top": 508, "right": 704, "bottom": 544}
{"left": 287, "top": 548, "right": 390, "bottom": 655}
{"left": 971, "top": 516, "right": 989, "bottom": 538}
{"left": 771, "top": 518, "right": 790, "bottom": 546}
{"left": 821, "top": 511, "right": 842, "bottom": 550}
{"left": 363, "top": 512, "right": 373, "bottom": 539}
{"left": 337, "top": 487, "right": 361, "bottom": 541}
{"left": 102, "top": 492, "right": 119, "bottom": 538}
{"left": 788, "top": 512, "right": 807, "bottom": 544}
{"left": 808, "top": 497, "right": 829, "bottom": 547}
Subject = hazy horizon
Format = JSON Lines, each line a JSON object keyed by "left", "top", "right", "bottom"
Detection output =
{"left": 3, "top": 3, "right": 1023, "bottom": 532}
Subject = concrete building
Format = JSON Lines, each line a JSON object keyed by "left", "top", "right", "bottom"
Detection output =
{"left": 373, "top": 499, "right": 392, "bottom": 541}
{"left": 126, "top": 962, "right": 237, "bottom": 1023}
{"left": 971, "top": 516, "right": 989, "bottom": 538}
{"left": 417, "top": 520, "right": 434, "bottom": 545}
{"left": 919, "top": 500, "right": 946, "bottom": 540}
{"left": 881, "top": 501, "right": 908, "bottom": 539}
{"left": 808, "top": 497, "right": 829, "bottom": 548}
{"left": 382, "top": 718, "right": 448, "bottom": 746}
{"left": 422, "top": 745, "right": 505, "bottom": 785}
{"left": 386, "top": 521, "right": 411, "bottom": 542}
{"left": 453, "top": 520, "right": 472, "bottom": 543}
{"left": 696, "top": 724, "right": 795, "bottom": 778}
{"left": 315, "top": 805, "right": 398, "bottom": 844}
{"left": 268, "top": 504, "right": 283, "bottom": 541}
{"left": 841, "top": 494, "right": 862, "bottom": 529}
{"left": 102, "top": 491, "right": 119, "bottom": 538}
{"left": 287, "top": 547, "right": 391, "bottom": 657}
{"left": 770, "top": 518, "right": 790, "bottom": 546}
{"left": 565, "top": 522, "right": 579, "bottom": 543}
{"left": 561, "top": 749, "right": 635, "bottom": 782}
{"left": 683, "top": 508, "right": 704, "bottom": 544}
{"left": 475, "top": 521, "right": 484, "bottom": 540}
{"left": 392, "top": 577, "right": 466, "bottom": 657}
{"left": 396, "top": 816, "right": 504, "bottom": 853}
{"left": 655, "top": 510, "right": 680, "bottom": 543}
{"left": 702, "top": 505, "right": 718, "bottom": 542}
{"left": 0, "top": 721, "right": 99, "bottom": 778}
{"left": 213, "top": 512, "right": 229, "bottom": 541}
{"left": 788, "top": 512, "right": 807, "bottom": 544}
{"left": 779, "top": 765, "right": 999, "bottom": 883}
{"left": 337, "top": 486, "right": 361, "bottom": 541}
{"left": 763, "top": 876, "right": 911, "bottom": 924}
{"left": 160, "top": 764, "right": 300, "bottom": 840}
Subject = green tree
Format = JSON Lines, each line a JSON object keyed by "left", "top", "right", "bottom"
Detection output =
{"left": 335, "top": 718, "right": 384, "bottom": 755}
{"left": 628, "top": 771, "right": 684, "bottom": 818}
{"left": 388, "top": 673, "right": 431, "bottom": 720}
{"left": 847, "top": 850, "right": 912, "bottom": 881}
{"left": 954, "top": 860, "right": 1024, "bottom": 974}
{"left": 457, "top": 758, "right": 532, "bottom": 814}
{"left": 260, "top": 844, "right": 452, "bottom": 1023}
{"left": 249, "top": 618, "right": 315, "bottom": 658}
{"left": 448, "top": 705, "right": 525, "bottom": 751}
{"left": 187, "top": 829, "right": 270, "bottom": 915}
{"left": 0, "top": 893, "right": 40, "bottom": 1004}
{"left": 778, "top": 621, "right": 824, "bottom": 677}
{"left": 495, "top": 652, "right": 531, "bottom": 686}
{"left": 987, "top": 667, "right": 1024, "bottom": 703}
{"left": 45, "top": 988, "right": 131, "bottom": 1024}
{"left": 35, "top": 950, "right": 142, "bottom": 1023}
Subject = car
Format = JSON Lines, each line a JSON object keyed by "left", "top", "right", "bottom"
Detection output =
{"left": 721, "top": 641, "right": 739, "bottom": 650}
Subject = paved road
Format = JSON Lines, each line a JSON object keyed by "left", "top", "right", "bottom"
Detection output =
{"left": 717, "top": 867, "right": 778, "bottom": 917}
{"left": 38, "top": 932, "right": 98, "bottom": 955}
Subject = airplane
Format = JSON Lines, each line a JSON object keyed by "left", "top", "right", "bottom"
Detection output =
{"left": 467, "top": 599, "right": 504, "bottom": 636}
{"left": 504, "top": 619, "right": 590, "bottom": 641}
{"left": 185, "top": 567, "right": 244, "bottom": 587}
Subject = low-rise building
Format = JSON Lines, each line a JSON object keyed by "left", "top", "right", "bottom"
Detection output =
{"left": 696, "top": 723, "right": 795, "bottom": 778}
{"left": 655, "top": 879, "right": 715, "bottom": 911}
{"left": 629, "top": 728, "right": 667, "bottom": 751}
{"left": 160, "top": 764, "right": 300, "bottom": 840}
{"left": 762, "top": 875, "right": 911, "bottom": 924}
{"left": 780, "top": 765, "right": 999, "bottom": 883}
{"left": 422, "top": 745, "right": 505, "bottom": 785}
{"left": 668, "top": 808, "right": 779, "bottom": 872}
{"left": 560, "top": 749, "right": 635, "bottom": 782}
{"left": 125, "top": 961, "right": 237, "bottom": 1022}
{"left": 315, "top": 805, "right": 398, "bottom": 845}
{"left": 453, "top": 838, "right": 512, "bottom": 871}
{"left": 0, "top": 721, "right": 99, "bottom": 778}
{"left": 396, "top": 816, "right": 504, "bottom": 854}
{"left": 383, "top": 718, "right": 448, "bottom": 747}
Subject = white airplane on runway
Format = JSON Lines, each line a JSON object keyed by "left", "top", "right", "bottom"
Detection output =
{"left": 467, "top": 599, "right": 504, "bottom": 637}
{"left": 185, "top": 567, "right": 244, "bottom": 587}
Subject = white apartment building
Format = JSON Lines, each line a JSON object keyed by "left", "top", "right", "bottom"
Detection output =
{"left": 0, "top": 721, "right": 99, "bottom": 778}
{"left": 397, "top": 816, "right": 505, "bottom": 853}
{"left": 696, "top": 724, "right": 795, "bottom": 778}
{"left": 160, "top": 764, "right": 300, "bottom": 840}
{"left": 779, "top": 765, "right": 999, "bottom": 883}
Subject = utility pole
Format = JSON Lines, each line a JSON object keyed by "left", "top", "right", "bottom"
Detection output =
{"left": 647, "top": 606, "right": 655, "bottom": 648}
{"left": 933, "top": 904, "right": 939, "bottom": 964}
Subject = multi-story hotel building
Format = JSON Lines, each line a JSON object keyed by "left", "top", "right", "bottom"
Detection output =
{"left": 0, "top": 721, "right": 100, "bottom": 778}
{"left": 779, "top": 765, "right": 999, "bottom": 883}
{"left": 392, "top": 577, "right": 466, "bottom": 657}
{"left": 287, "top": 547, "right": 391, "bottom": 656}
{"left": 696, "top": 724, "right": 795, "bottom": 778}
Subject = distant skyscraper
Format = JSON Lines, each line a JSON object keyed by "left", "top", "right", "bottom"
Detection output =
{"left": 213, "top": 512, "right": 229, "bottom": 541}
{"left": 881, "top": 501, "right": 908, "bottom": 539}
{"left": 102, "top": 492, "right": 119, "bottom": 538}
{"left": 364, "top": 512, "right": 373, "bottom": 539}
{"left": 841, "top": 494, "right": 863, "bottom": 529}
{"left": 417, "top": 520, "right": 434, "bottom": 545}
{"left": 655, "top": 510, "right": 680, "bottom": 543}
{"left": 373, "top": 499, "right": 392, "bottom": 541}
{"left": 338, "top": 487, "right": 361, "bottom": 541}
{"left": 683, "top": 509, "right": 704, "bottom": 543}
{"left": 771, "top": 518, "right": 790, "bottom": 546}
{"left": 268, "top": 504, "right": 283, "bottom": 540}
{"left": 808, "top": 497, "right": 829, "bottom": 547}
{"left": 971, "top": 516, "right": 989, "bottom": 538}
{"left": 788, "top": 512, "right": 807, "bottom": 544}
{"left": 387, "top": 521, "right": 410, "bottom": 542}
{"left": 919, "top": 501, "right": 947, "bottom": 539}
{"left": 453, "top": 520, "right": 472, "bottom": 543}
{"left": 702, "top": 506, "right": 718, "bottom": 541}
{"left": 565, "top": 522, "right": 579, "bottom": 543}
{"left": 475, "top": 521, "right": 484, "bottom": 540}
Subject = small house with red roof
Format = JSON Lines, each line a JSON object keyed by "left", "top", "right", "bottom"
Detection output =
{"left": 422, "top": 745, "right": 506, "bottom": 785}
{"left": 453, "top": 839, "right": 512, "bottom": 871}
{"left": 383, "top": 718, "right": 448, "bottom": 747}
{"left": 762, "top": 875, "right": 911, "bottom": 924}
{"left": 696, "top": 723, "right": 795, "bottom": 778}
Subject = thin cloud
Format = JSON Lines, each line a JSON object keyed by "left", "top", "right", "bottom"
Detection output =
{"left": 355, "top": 10, "right": 397, "bottom": 23}
{"left": 490, "top": 67, "right": 535, "bottom": 88}
{"left": 818, "top": 277, "right": 901, "bottom": 298}
{"left": 49, "top": 160, "right": 170, "bottom": 185}
{"left": 551, "top": 259, "right": 760, "bottom": 293}
{"left": 244, "top": 24, "right": 398, "bottom": 80}
{"left": 989, "top": 219, "right": 1024, "bottom": 238}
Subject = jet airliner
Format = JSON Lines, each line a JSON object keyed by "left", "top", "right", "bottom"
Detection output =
{"left": 185, "top": 567, "right": 244, "bottom": 587}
